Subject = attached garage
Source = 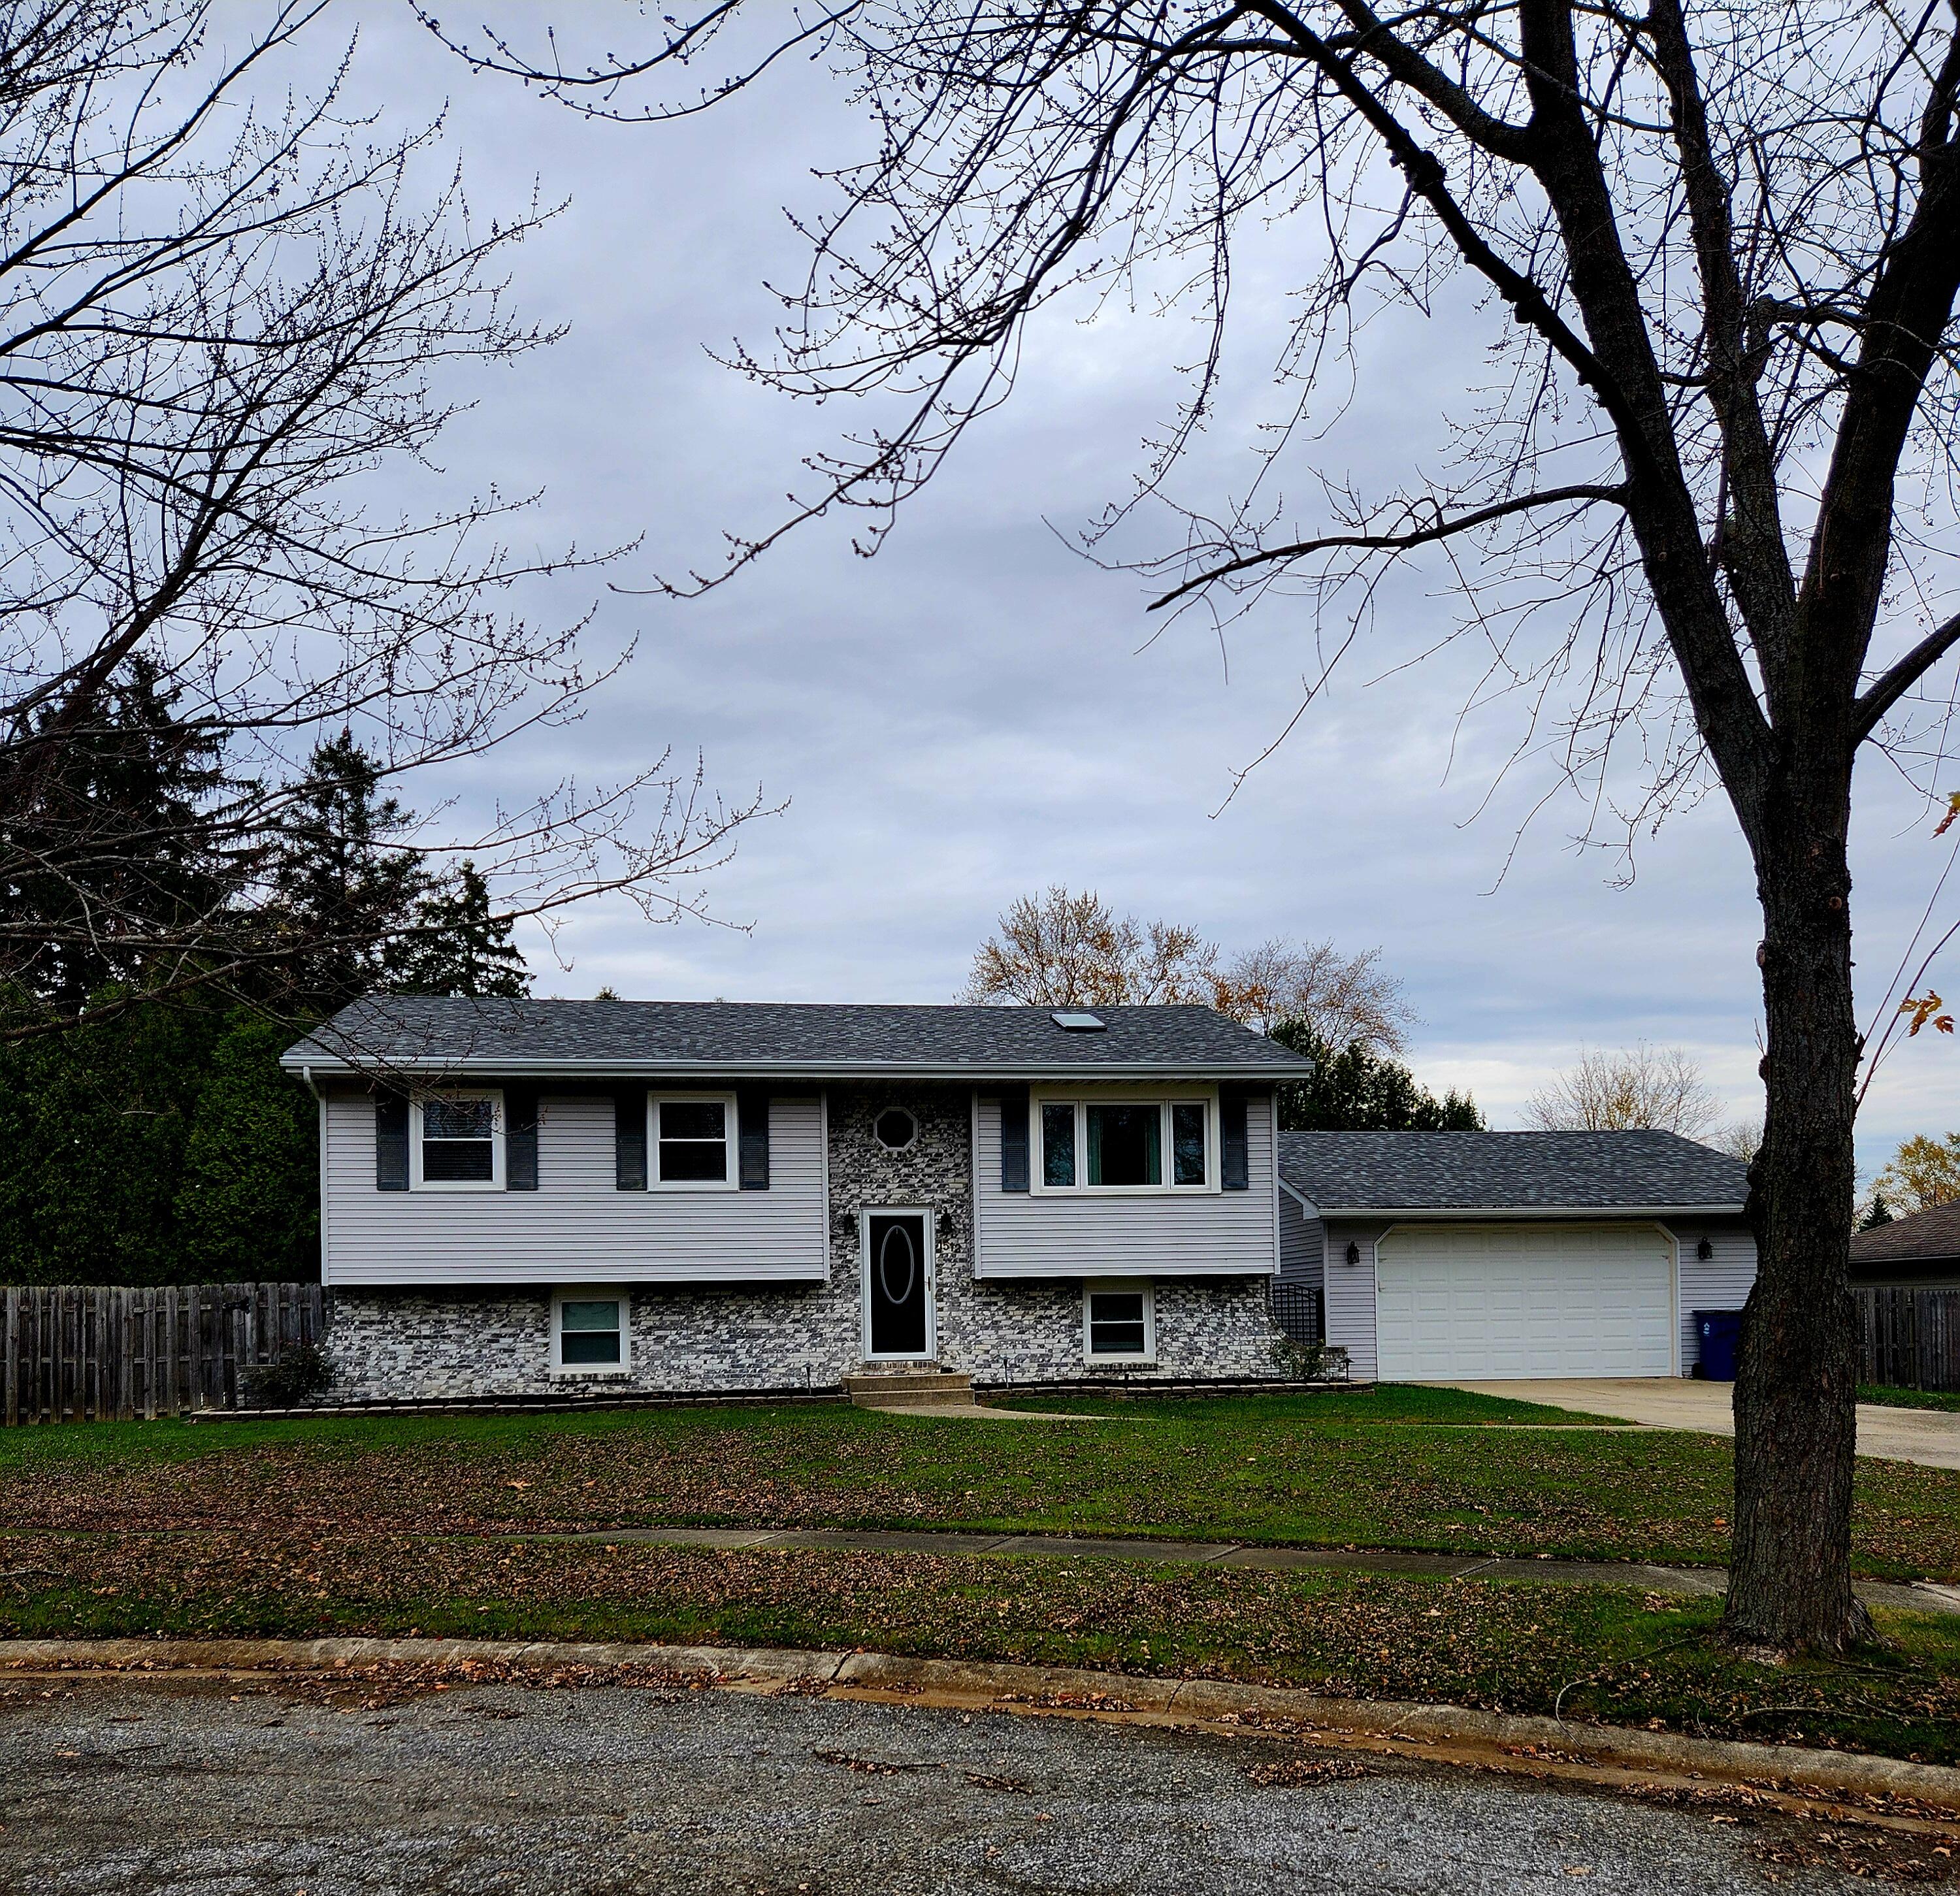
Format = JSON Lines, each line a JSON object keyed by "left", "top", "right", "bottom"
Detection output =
{"left": 1374, "top": 1221, "right": 1676, "bottom": 1380}
{"left": 1275, "top": 1129, "right": 1758, "bottom": 1382}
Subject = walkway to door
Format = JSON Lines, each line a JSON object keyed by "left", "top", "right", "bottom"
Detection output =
{"left": 1435, "top": 1377, "right": 1960, "bottom": 1470}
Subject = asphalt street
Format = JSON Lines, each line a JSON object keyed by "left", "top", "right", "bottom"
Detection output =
{"left": 0, "top": 1671, "right": 1942, "bottom": 1895}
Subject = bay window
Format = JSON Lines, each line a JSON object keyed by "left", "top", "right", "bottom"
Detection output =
{"left": 1032, "top": 1094, "right": 1214, "bottom": 1194}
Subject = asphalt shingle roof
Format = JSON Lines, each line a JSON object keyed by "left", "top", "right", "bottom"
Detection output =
{"left": 1850, "top": 1200, "right": 1960, "bottom": 1267}
{"left": 1278, "top": 1129, "right": 1748, "bottom": 1213}
{"left": 282, "top": 996, "right": 1315, "bottom": 1079}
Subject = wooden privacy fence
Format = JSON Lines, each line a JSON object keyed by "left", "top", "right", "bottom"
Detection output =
{"left": 3, "top": 1282, "right": 325, "bottom": 1425}
{"left": 1857, "top": 1287, "right": 1960, "bottom": 1394}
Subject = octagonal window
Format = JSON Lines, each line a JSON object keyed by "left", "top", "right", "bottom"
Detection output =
{"left": 874, "top": 1108, "right": 917, "bottom": 1152}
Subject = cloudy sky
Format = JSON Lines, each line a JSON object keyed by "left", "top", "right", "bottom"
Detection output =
{"left": 270, "top": 5, "right": 1960, "bottom": 1166}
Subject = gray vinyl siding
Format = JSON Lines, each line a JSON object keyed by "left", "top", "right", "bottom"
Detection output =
{"left": 1322, "top": 1220, "right": 1386, "bottom": 1379}
{"left": 1278, "top": 1189, "right": 1324, "bottom": 1291}
{"left": 972, "top": 1089, "right": 1280, "bottom": 1280}
{"left": 1669, "top": 1214, "right": 1757, "bottom": 1371}
{"left": 321, "top": 1089, "right": 827, "bottom": 1286}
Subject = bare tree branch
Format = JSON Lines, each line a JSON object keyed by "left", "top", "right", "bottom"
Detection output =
{"left": 1147, "top": 482, "right": 1627, "bottom": 609}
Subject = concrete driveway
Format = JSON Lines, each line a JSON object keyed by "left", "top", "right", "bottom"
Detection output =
{"left": 1441, "top": 1379, "right": 1960, "bottom": 1470}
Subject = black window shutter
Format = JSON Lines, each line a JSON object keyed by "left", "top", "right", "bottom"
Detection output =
{"left": 505, "top": 1087, "right": 539, "bottom": 1190}
{"left": 1220, "top": 1089, "right": 1250, "bottom": 1191}
{"left": 738, "top": 1088, "right": 770, "bottom": 1190}
{"left": 376, "top": 1093, "right": 409, "bottom": 1191}
{"left": 999, "top": 1087, "right": 1030, "bottom": 1192}
{"left": 614, "top": 1088, "right": 647, "bottom": 1190}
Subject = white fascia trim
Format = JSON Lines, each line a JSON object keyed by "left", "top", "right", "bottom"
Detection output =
{"left": 1315, "top": 1202, "right": 1745, "bottom": 1220}
{"left": 332, "top": 1269, "right": 830, "bottom": 1288}
{"left": 280, "top": 1056, "right": 1303, "bottom": 1083}
{"left": 1278, "top": 1179, "right": 1321, "bottom": 1216}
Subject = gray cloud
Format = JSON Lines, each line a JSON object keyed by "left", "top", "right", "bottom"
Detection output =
{"left": 267, "top": 4, "right": 1960, "bottom": 1166}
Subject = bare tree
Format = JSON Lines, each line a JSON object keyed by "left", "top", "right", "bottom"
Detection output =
{"left": 962, "top": 891, "right": 1411, "bottom": 1043}
{"left": 1216, "top": 938, "right": 1413, "bottom": 1052}
{"left": 429, "top": 3, "right": 1960, "bottom": 1652}
{"left": 0, "top": 2, "right": 763, "bottom": 1039}
{"left": 1523, "top": 1043, "right": 1722, "bottom": 1137}
{"left": 1709, "top": 1118, "right": 1763, "bottom": 1164}
{"left": 963, "top": 886, "right": 1217, "bottom": 1006}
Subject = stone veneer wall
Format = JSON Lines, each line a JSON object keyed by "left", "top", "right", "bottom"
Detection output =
{"left": 323, "top": 1081, "right": 1285, "bottom": 1399}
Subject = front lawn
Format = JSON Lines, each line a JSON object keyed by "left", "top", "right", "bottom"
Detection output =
{"left": 3, "top": 1386, "right": 1955, "bottom": 1580}
{"left": 3, "top": 1528, "right": 1956, "bottom": 1764}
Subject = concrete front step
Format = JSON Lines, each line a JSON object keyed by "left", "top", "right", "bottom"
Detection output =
{"left": 843, "top": 1369, "right": 974, "bottom": 1409}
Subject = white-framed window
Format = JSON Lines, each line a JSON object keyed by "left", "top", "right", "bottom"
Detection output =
{"left": 647, "top": 1092, "right": 736, "bottom": 1189}
{"left": 551, "top": 1289, "right": 631, "bottom": 1377}
{"left": 411, "top": 1090, "right": 504, "bottom": 1190}
{"left": 1084, "top": 1279, "right": 1155, "bottom": 1362}
{"left": 1032, "top": 1092, "right": 1215, "bottom": 1194}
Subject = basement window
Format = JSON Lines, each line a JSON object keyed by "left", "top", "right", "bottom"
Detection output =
{"left": 552, "top": 1292, "right": 630, "bottom": 1377}
{"left": 1084, "top": 1280, "right": 1155, "bottom": 1363}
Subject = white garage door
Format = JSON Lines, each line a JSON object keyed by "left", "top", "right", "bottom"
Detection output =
{"left": 1375, "top": 1222, "right": 1675, "bottom": 1380}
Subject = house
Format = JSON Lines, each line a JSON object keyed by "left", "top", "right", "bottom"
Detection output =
{"left": 1850, "top": 1202, "right": 1960, "bottom": 1290}
{"left": 280, "top": 996, "right": 1312, "bottom": 1399}
{"left": 1277, "top": 1130, "right": 1756, "bottom": 1381}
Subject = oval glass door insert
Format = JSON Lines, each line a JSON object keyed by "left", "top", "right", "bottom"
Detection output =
{"left": 879, "top": 1224, "right": 916, "bottom": 1305}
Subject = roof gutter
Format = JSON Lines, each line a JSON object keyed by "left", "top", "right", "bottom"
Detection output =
{"left": 1302, "top": 1202, "right": 1746, "bottom": 1220}
{"left": 278, "top": 1056, "right": 1305, "bottom": 1083}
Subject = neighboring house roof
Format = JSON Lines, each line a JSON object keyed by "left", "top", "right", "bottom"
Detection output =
{"left": 1277, "top": 1128, "right": 1748, "bottom": 1217}
{"left": 1850, "top": 1200, "right": 1960, "bottom": 1269}
{"left": 281, "top": 996, "right": 1316, "bottom": 1081}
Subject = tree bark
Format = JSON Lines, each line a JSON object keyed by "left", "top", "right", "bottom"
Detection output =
{"left": 1723, "top": 752, "right": 1872, "bottom": 1653}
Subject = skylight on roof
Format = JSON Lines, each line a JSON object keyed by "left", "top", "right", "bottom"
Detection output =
{"left": 1050, "top": 1009, "right": 1106, "bottom": 1031}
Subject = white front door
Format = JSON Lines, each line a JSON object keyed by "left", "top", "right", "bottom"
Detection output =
{"left": 1375, "top": 1221, "right": 1676, "bottom": 1380}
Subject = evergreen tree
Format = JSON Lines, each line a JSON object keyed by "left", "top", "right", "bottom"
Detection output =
{"left": 0, "top": 997, "right": 221, "bottom": 1283}
{"left": 267, "top": 732, "right": 427, "bottom": 1013}
{"left": 389, "top": 860, "right": 532, "bottom": 997}
{"left": 1270, "top": 1021, "right": 1484, "bottom": 1132}
{"left": 176, "top": 1011, "right": 320, "bottom": 1279}
{"left": 1, "top": 658, "right": 247, "bottom": 1017}
{"left": 1857, "top": 1189, "right": 1897, "bottom": 1231}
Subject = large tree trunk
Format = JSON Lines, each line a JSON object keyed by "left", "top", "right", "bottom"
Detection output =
{"left": 1723, "top": 761, "right": 1872, "bottom": 1654}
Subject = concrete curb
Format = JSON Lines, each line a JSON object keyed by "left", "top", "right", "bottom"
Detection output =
{"left": 5, "top": 1635, "right": 1957, "bottom": 1814}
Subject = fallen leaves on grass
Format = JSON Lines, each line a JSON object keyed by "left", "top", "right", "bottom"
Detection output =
{"left": 3, "top": 1531, "right": 1956, "bottom": 1760}
{"left": 1, "top": 1401, "right": 1950, "bottom": 1578}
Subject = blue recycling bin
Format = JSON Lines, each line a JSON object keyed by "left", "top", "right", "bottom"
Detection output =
{"left": 1694, "top": 1309, "right": 1743, "bottom": 1381}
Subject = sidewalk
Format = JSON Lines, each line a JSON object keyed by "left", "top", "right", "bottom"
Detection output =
{"left": 568, "top": 1522, "right": 1960, "bottom": 1616}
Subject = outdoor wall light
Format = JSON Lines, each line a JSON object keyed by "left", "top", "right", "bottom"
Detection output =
{"left": 1697, "top": 1237, "right": 1714, "bottom": 1261}
{"left": 1345, "top": 1241, "right": 1361, "bottom": 1267}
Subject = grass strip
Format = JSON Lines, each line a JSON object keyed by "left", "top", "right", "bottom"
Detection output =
{"left": 4, "top": 1528, "right": 1957, "bottom": 1765}
{"left": 1861, "top": 1386, "right": 1960, "bottom": 1415}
